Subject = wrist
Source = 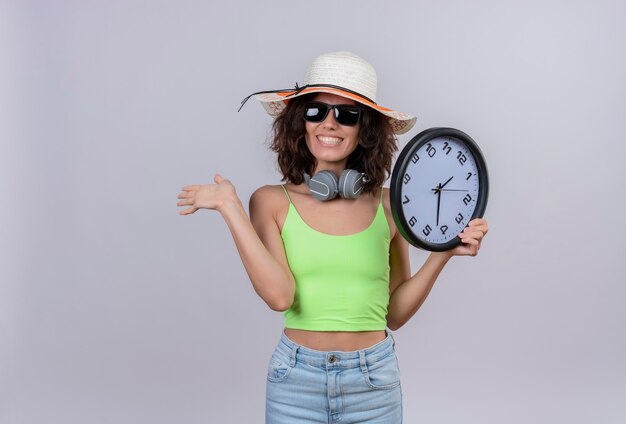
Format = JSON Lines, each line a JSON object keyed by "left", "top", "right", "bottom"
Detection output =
{"left": 429, "top": 250, "right": 454, "bottom": 263}
{"left": 217, "top": 196, "right": 244, "bottom": 216}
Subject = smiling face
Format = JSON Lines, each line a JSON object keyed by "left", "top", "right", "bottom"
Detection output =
{"left": 304, "top": 93, "right": 361, "bottom": 174}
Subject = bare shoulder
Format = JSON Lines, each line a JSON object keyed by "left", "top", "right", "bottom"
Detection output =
{"left": 251, "top": 184, "right": 281, "bottom": 202}
{"left": 249, "top": 184, "right": 289, "bottom": 219}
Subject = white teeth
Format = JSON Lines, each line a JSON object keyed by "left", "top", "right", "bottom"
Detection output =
{"left": 318, "top": 136, "right": 342, "bottom": 145}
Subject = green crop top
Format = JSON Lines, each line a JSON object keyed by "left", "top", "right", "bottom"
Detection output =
{"left": 280, "top": 185, "right": 391, "bottom": 331}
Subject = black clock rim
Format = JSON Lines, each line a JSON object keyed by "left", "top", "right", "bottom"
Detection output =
{"left": 390, "top": 127, "right": 489, "bottom": 252}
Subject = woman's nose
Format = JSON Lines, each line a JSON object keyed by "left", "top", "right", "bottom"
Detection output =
{"left": 321, "top": 108, "right": 338, "bottom": 128}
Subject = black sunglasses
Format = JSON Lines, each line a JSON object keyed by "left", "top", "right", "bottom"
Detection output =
{"left": 303, "top": 102, "right": 363, "bottom": 126}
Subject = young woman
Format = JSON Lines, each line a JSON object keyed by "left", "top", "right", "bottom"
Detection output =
{"left": 177, "top": 52, "right": 488, "bottom": 423}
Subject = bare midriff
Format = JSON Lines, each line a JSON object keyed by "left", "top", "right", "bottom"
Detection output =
{"left": 284, "top": 328, "right": 387, "bottom": 351}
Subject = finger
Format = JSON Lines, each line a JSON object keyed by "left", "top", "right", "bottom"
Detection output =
{"left": 470, "top": 219, "right": 489, "bottom": 233}
{"left": 460, "top": 237, "right": 479, "bottom": 247}
{"left": 214, "top": 174, "right": 223, "bottom": 184}
{"left": 460, "top": 230, "right": 484, "bottom": 241}
{"left": 467, "top": 222, "right": 488, "bottom": 235}
{"left": 460, "top": 227, "right": 484, "bottom": 237}
{"left": 182, "top": 185, "right": 200, "bottom": 191}
{"left": 179, "top": 206, "right": 197, "bottom": 215}
{"left": 468, "top": 218, "right": 487, "bottom": 228}
{"left": 178, "top": 190, "right": 196, "bottom": 199}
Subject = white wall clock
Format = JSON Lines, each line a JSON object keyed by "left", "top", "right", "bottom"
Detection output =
{"left": 390, "top": 128, "right": 489, "bottom": 251}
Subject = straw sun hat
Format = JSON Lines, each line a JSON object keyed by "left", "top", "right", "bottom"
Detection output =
{"left": 239, "top": 51, "right": 417, "bottom": 135}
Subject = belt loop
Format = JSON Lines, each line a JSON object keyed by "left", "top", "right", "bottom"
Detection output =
{"left": 358, "top": 350, "right": 367, "bottom": 373}
{"left": 289, "top": 343, "right": 299, "bottom": 368}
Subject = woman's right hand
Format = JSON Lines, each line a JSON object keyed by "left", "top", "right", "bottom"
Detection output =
{"left": 177, "top": 174, "right": 239, "bottom": 215}
{"left": 177, "top": 180, "right": 295, "bottom": 310}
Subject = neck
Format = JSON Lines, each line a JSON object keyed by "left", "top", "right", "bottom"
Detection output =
{"left": 314, "top": 160, "right": 348, "bottom": 176}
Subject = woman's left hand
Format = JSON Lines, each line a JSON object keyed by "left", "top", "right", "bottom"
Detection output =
{"left": 448, "top": 218, "right": 489, "bottom": 257}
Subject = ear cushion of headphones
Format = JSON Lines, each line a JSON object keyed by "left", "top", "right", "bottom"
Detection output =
{"left": 304, "top": 170, "right": 339, "bottom": 201}
{"left": 338, "top": 169, "right": 365, "bottom": 199}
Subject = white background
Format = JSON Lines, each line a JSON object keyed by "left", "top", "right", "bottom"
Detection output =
{"left": 2, "top": 1, "right": 625, "bottom": 423}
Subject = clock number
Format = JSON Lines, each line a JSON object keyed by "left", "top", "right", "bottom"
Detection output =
{"left": 440, "top": 225, "right": 448, "bottom": 235}
{"left": 426, "top": 143, "right": 436, "bottom": 158}
{"left": 403, "top": 174, "right": 411, "bottom": 184}
{"left": 402, "top": 195, "right": 410, "bottom": 204}
{"left": 411, "top": 153, "right": 420, "bottom": 164}
{"left": 455, "top": 213, "right": 464, "bottom": 224}
{"left": 442, "top": 141, "right": 452, "bottom": 155}
{"left": 409, "top": 216, "right": 417, "bottom": 227}
{"left": 466, "top": 172, "right": 473, "bottom": 180}
{"left": 457, "top": 151, "right": 467, "bottom": 165}
{"left": 423, "top": 224, "right": 432, "bottom": 236}
{"left": 463, "top": 194, "right": 472, "bottom": 205}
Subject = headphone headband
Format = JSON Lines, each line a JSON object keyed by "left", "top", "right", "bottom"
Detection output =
{"left": 304, "top": 170, "right": 367, "bottom": 201}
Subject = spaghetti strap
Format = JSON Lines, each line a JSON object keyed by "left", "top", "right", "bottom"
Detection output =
{"left": 280, "top": 185, "right": 293, "bottom": 204}
{"left": 379, "top": 187, "right": 384, "bottom": 205}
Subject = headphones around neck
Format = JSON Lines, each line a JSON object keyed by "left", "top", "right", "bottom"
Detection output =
{"left": 303, "top": 169, "right": 367, "bottom": 201}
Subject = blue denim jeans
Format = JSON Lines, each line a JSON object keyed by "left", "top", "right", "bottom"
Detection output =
{"left": 265, "top": 331, "right": 402, "bottom": 423}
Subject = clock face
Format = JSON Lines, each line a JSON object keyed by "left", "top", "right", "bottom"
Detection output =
{"left": 390, "top": 128, "right": 489, "bottom": 251}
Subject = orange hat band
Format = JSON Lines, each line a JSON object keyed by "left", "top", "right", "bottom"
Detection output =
{"left": 239, "top": 83, "right": 378, "bottom": 112}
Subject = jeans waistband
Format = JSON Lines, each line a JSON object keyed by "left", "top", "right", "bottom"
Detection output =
{"left": 276, "top": 330, "right": 396, "bottom": 369}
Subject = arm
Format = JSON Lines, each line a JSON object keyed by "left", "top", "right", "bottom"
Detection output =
{"left": 177, "top": 175, "right": 295, "bottom": 311}
{"left": 386, "top": 219, "right": 489, "bottom": 330}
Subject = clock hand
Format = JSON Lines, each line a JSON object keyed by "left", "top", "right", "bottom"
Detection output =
{"left": 435, "top": 188, "right": 469, "bottom": 192}
{"left": 436, "top": 184, "right": 442, "bottom": 226}
{"left": 431, "top": 177, "right": 453, "bottom": 194}
{"left": 440, "top": 176, "right": 454, "bottom": 190}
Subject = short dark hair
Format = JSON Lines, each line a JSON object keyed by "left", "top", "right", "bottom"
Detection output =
{"left": 270, "top": 94, "right": 397, "bottom": 194}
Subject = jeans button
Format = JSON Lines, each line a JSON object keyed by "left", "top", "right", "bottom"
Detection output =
{"left": 328, "top": 354, "right": 337, "bottom": 363}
